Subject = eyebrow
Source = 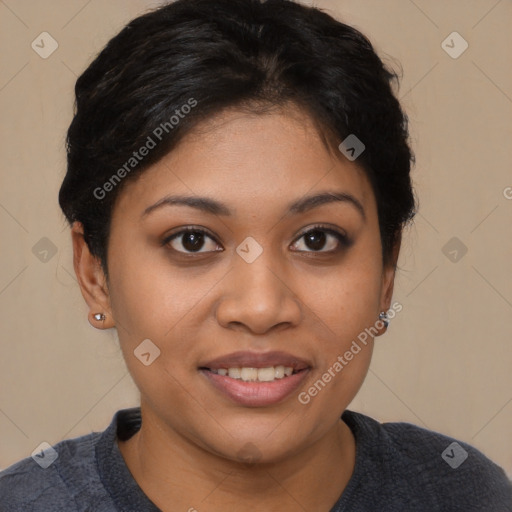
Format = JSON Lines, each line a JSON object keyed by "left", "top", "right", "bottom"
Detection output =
{"left": 141, "top": 190, "right": 366, "bottom": 220}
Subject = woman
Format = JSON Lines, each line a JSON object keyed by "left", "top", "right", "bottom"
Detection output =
{"left": 1, "top": 0, "right": 510, "bottom": 510}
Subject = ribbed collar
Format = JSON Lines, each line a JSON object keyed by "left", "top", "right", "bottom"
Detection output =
{"left": 95, "top": 407, "right": 161, "bottom": 511}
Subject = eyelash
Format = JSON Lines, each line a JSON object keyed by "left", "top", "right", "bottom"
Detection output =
{"left": 161, "top": 224, "right": 351, "bottom": 256}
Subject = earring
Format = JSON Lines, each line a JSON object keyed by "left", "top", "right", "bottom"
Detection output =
{"left": 379, "top": 311, "right": 389, "bottom": 328}
{"left": 93, "top": 313, "right": 106, "bottom": 322}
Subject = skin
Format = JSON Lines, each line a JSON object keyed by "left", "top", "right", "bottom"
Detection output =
{"left": 72, "top": 105, "right": 399, "bottom": 512}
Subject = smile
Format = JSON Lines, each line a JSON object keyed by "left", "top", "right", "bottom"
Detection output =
{"left": 199, "top": 367, "right": 310, "bottom": 407}
{"left": 198, "top": 350, "right": 312, "bottom": 406}
{"left": 206, "top": 365, "right": 296, "bottom": 382}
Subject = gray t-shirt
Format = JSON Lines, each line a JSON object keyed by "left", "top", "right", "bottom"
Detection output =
{"left": 1, "top": 407, "right": 511, "bottom": 511}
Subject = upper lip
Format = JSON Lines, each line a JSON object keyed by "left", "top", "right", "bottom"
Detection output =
{"left": 199, "top": 351, "right": 311, "bottom": 371}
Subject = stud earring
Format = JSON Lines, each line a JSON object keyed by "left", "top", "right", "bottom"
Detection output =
{"left": 379, "top": 311, "right": 389, "bottom": 328}
{"left": 93, "top": 313, "right": 106, "bottom": 322}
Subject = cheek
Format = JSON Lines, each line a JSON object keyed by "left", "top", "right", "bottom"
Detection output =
{"left": 106, "top": 240, "right": 225, "bottom": 386}
{"left": 107, "top": 241, "right": 205, "bottom": 337}
{"left": 298, "top": 237, "right": 383, "bottom": 390}
{"left": 106, "top": 250, "right": 210, "bottom": 412}
{"left": 295, "top": 264, "right": 380, "bottom": 420}
{"left": 303, "top": 242, "right": 383, "bottom": 332}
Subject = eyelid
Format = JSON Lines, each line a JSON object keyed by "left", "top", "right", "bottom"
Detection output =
{"left": 161, "top": 226, "right": 222, "bottom": 249}
{"left": 161, "top": 223, "right": 350, "bottom": 255}
{"left": 163, "top": 225, "right": 217, "bottom": 239}
{"left": 289, "top": 223, "right": 352, "bottom": 254}
{"left": 293, "top": 223, "right": 349, "bottom": 241}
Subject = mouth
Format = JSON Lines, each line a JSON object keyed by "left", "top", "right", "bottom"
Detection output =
{"left": 199, "top": 365, "right": 305, "bottom": 382}
{"left": 198, "top": 351, "right": 311, "bottom": 407}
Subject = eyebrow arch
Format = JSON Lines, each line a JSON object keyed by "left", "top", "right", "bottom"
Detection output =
{"left": 288, "top": 191, "right": 365, "bottom": 220}
{"left": 141, "top": 190, "right": 365, "bottom": 220}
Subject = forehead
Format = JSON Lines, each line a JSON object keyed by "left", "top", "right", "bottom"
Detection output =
{"left": 112, "top": 107, "right": 377, "bottom": 223}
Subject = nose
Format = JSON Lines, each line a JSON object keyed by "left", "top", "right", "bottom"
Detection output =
{"left": 215, "top": 250, "right": 302, "bottom": 335}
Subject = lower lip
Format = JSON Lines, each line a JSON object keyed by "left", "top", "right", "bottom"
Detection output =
{"left": 200, "top": 369, "right": 310, "bottom": 407}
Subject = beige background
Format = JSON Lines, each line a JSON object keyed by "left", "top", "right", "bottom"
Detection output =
{"left": 0, "top": 0, "right": 511, "bottom": 476}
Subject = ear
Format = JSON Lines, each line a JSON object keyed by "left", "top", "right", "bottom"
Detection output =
{"left": 381, "top": 235, "right": 401, "bottom": 308}
{"left": 376, "top": 234, "right": 401, "bottom": 335}
{"left": 71, "top": 221, "right": 115, "bottom": 329}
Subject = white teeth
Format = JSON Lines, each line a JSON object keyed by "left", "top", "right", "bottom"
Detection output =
{"left": 211, "top": 365, "right": 296, "bottom": 382}
{"left": 257, "top": 367, "right": 275, "bottom": 382}
{"left": 240, "top": 367, "right": 258, "bottom": 381}
{"left": 274, "top": 365, "right": 285, "bottom": 379}
{"left": 228, "top": 368, "right": 241, "bottom": 379}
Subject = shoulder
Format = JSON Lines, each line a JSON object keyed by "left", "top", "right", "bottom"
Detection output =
{"left": 342, "top": 410, "right": 512, "bottom": 511}
{"left": 0, "top": 431, "right": 104, "bottom": 512}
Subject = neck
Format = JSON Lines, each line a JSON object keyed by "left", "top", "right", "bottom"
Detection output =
{"left": 118, "top": 406, "right": 356, "bottom": 512}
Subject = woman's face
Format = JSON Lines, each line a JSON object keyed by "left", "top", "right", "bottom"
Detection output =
{"left": 97, "top": 106, "right": 395, "bottom": 462}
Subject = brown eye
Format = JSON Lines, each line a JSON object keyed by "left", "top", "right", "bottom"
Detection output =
{"left": 291, "top": 226, "right": 351, "bottom": 253}
{"left": 304, "top": 230, "right": 329, "bottom": 251}
{"left": 164, "top": 228, "right": 221, "bottom": 254}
